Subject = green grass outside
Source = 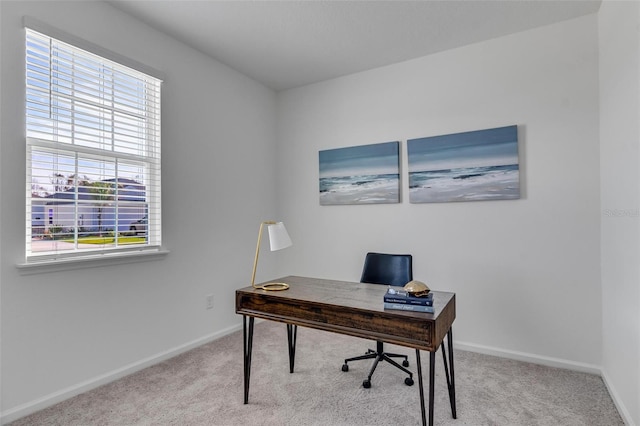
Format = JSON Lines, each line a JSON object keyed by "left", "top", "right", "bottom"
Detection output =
{"left": 63, "top": 236, "right": 147, "bottom": 245}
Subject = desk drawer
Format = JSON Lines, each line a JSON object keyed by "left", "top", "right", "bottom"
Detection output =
{"left": 237, "top": 293, "right": 434, "bottom": 351}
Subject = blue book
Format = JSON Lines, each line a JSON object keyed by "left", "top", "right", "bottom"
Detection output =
{"left": 384, "top": 287, "right": 433, "bottom": 306}
{"left": 383, "top": 302, "right": 435, "bottom": 313}
{"left": 384, "top": 296, "right": 433, "bottom": 306}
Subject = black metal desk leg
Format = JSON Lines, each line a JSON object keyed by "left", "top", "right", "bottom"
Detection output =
{"left": 243, "top": 315, "right": 255, "bottom": 404}
{"left": 429, "top": 350, "right": 436, "bottom": 426}
{"left": 415, "top": 349, "right": 426, "bottom": 426}
{"left": 441, "top": 343, "right": 454, "bottom": 418}
{"left": 447, "top": 327, "right": 457, "bottom": 418}
{"left": 287, "top": 324, "right": 297, "bottom": 373}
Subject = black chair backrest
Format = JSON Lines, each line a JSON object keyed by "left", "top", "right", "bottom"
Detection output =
{"left": 360, "top": 252, "right": 413, "bottom": 287}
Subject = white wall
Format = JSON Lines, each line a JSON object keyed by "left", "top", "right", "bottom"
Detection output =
{"left": 0, "top": 1, "right": 278, "bottom": 421}
{"left": 599, "top": 1, "right": 640, "bottom": 425}
{"left": 277, "top": 15, "right": 602, "bottom": 369}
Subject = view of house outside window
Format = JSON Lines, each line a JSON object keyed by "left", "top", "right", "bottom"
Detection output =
{"left": 25, "top": 28, "right": 162, "bottom": 261}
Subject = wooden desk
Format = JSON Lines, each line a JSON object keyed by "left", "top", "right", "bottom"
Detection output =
{"left": 236, "top": 275, "right": 456, "bottom": 426}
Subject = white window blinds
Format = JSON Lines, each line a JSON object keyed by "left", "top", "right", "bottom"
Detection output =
{"left": 25, "top": 28, "right": 162, "bottom": 261}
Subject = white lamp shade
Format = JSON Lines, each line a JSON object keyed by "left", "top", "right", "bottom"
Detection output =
{"left": 267, "top": 222, "right": 292, "bottom": 251}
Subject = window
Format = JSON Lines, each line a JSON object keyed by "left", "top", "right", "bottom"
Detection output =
{"left": 25, "top": 28, "right": 162, "bottom": 262}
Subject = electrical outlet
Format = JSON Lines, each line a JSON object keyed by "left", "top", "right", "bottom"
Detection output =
{"left": 206, "top": 294, "right": 214, "bottom": 310}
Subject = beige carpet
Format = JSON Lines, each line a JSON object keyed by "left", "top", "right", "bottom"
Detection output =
{"left": 10, "top": 321, "right": 623, "bottom": 426}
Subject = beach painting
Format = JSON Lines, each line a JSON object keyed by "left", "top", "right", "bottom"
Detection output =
{"left": 319, "top": 141, "right": 400, "bottom": 205}
{"left": 408, "top": 125, "right": 520, "bottom": 203}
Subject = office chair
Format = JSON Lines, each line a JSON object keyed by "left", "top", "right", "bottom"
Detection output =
{"left": 341, "top": 252, "right": 415, "bottom": 388}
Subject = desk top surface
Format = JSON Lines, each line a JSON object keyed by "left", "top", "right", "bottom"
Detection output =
{"left": 237, "top": 275, "right": 455, "bottom": 320}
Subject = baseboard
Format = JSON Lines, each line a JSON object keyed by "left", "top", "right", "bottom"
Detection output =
{"left": 0, "top": 323, "right": 242, "bottom": 425}
{"left": 455, "top": 340, "right": 602, "bottom": 375}
{"left": 601, "top": 369, "right": 637, "bottom": 426}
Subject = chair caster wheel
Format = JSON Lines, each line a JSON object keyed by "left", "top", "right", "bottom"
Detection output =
{"left": 342, "top": 364, "right": 349, "bottom": 372}
{"left": 405, "top": 377, "right": 414, "bottom": 386}
{"left": 402, "top": 360, "right": 409, "bottom": 367}
{"left": 363, "top": 379, "right": 371, "bottom": 388}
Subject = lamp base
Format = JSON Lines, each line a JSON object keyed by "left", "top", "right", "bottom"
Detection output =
{"left": 258, "top": 282, "right": 290, "bottom": 291}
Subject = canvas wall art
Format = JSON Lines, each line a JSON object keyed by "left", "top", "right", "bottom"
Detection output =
{"left": 319, "top": 141, "right": 400, "bottom": 205}
{"left": 407, "top": 125, "right": 520, "bottom": 203}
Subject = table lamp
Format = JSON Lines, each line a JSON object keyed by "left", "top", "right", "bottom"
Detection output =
{"left": 251, "top": 221, "right": 292, "bottom": 291}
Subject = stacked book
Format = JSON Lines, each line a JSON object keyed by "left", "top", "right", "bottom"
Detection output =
{"left": 383, "top": 286, "right": 434, "bottom": 313}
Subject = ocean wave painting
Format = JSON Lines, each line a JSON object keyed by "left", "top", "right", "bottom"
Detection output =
{"left": 319, "top": 141, "right": 400, "bottom": 205}
{"left": 408, "top": 126, "right": 520, "bottom": 203}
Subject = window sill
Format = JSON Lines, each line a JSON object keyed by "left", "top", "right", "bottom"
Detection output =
{"left": 16, "top": 248, "right": 170, "bottom": 274}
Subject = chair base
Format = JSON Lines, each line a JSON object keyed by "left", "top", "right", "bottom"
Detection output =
{"left": 342, "top": 341, "right": 413, "bottom": 388}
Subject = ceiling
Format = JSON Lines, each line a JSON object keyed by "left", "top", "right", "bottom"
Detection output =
{"left": 107, "top": 0, "right": 601, "bottom": 91}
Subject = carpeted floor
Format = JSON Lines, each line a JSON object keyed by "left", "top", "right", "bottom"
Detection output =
{"left": 10, "top": 321, "right": 623, "bottom": 425}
